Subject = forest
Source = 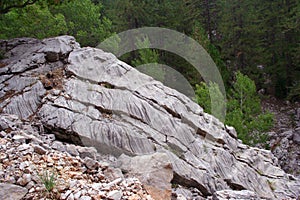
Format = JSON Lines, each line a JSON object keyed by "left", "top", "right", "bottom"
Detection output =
{"left": 0, "top": 0, "right": 299, "bottom": 146}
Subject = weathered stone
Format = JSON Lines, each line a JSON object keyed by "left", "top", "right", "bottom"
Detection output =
{"left": 211, "top": 190, "right": 259, "bottom": 200}
{"left": 52, "top": 141, "right": 66, "bottom": 152}
{"left": 83, "top": 157, "right": 98, "bottom": 170}
{"left": 292, "top": 131, "right": 300, "bottom": 144}
{"left": 79, "top": 196, "right": 91, "bottom": 200}
{"left": 66, "top": 144, "right": 80, "bottom": 156}
{"left": 173, "top": 187, "right": 193, "bottom": 200}
{"left": 0, "top": 183, "right": 28, "bottom": 200}
{"left": 17, "top": 173, "right": 32, "bottom": 186}
{"left": 77, "top": 146, "right": 97, "bottom": 159}
{"left": 103, "top": 167, "right": 124, "bottom": 182}
{"left": 12, "top": 135, "right": 26, "bottom": 143}
{"left": 107, "top": 190, "right": 122, "bottom": 200}
{"left": 67, "top": 193, "right": 75, "bottom": 200}
{"left": 33, "top": 144, "right": 47, "bottom": 155}
{"left": 0, "top": 36, "right": 299, "bottom": 199}
{"left": 117, "top": 152, "right": 173, "bottom": 200}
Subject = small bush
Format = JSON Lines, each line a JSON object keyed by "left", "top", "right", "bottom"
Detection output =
{"left": 195, "top": 72, "right": 274, "bottom": 146}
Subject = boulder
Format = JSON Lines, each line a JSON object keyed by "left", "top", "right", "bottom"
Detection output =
{"left": 116, "top": 152, "right": 173, "bottom": 200}
{"left": 211, "top": 190, "right": 259, "bottom": 200}
{"left": 0, "top": 183, "right": 28, "bottom": 200}
{"left": 0, "top": 36, "right": 299, "bottom": 199}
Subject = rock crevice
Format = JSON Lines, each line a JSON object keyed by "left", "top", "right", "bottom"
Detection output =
{"left": 0, "top": 36, "right": 299, "bottom": 199}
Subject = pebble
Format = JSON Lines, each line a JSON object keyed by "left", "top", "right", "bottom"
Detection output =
{"left": 79, "top": 196, "right": 91, "bottom": 200}
{"left": 107, "top": 190, "right": 122, "bottom": 200}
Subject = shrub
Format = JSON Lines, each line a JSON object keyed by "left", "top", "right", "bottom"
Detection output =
{"left": 195, "top": 71, "right": 274, "bottom": 146}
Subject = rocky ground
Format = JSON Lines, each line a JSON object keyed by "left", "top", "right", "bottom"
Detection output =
{"left": 0, "top": 114, "right": 153, "bottom": 200}
{"left": 262, "top": 98, "right": 300, "bottom": 178}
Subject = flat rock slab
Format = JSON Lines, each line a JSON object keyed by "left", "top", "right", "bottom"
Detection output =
{"left": 0, "top": 183, "right": 28, "bottom": 200}
{"left": 116, "top": 152, "right": 173, "bottom": 200}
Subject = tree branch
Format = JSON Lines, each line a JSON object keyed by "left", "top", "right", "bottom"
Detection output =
{"left": 0, "top": 0, "right": 39, "bottom": 14}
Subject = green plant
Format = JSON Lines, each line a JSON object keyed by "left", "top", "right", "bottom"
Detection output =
{"left": 195, "top": 72, "right": 274, "bottom": 146}
{"left": 226, "top": 72, "right": 273, "bottom": 146}
{"left": 288, "top": 81, "right": 300, "bottom": 102}
{"left": 195, "top": 81, "right": 225, "bottom": 120}
{"left": 39, "top": 170, "right": 57, "bottom": 192}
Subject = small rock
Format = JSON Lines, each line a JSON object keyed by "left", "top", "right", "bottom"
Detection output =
{"left": 33, "top": 144, "right": 47, "bottom": 155}
{"left": 77, "top": 147, "right": 97, "bottom": 159}
{"left": 12, "top": 135, "right": 26, "bottom": 143}
{"left": 66, "top": 144, "right": 79, "bottom": 156}
{"left": 74, "top": 191, "right": 82, "bottom": 200}
{"left": 103, "top": 167, "right": 124, "bottom": 182}
{"left": 79, "top": 196, "right": 91, "bottom": 200}
{"left": 293, "top": 131, "right": 300, "bottom": 144}
{"left": 67, "top": 193, "right": 75, "bottom": 200}
{"left": 61, "top": 190, "right": 73, "bottom": 200}
{"left": 83, "top": 157, "right": 98, "bottom": 170}
{"left": 0, "top": 131, "right": 6, "bottom": 138}
{"left": 107, "top": 190, "right": 122, "bottom": 200}
{"left": 17, "top": 144, "right": 31, "bottom": 152}
{"left": 17, "top": 173, "right": 32, "bottom": 186}
{"left": 52, "top": 141, "right": 65, "bottom": 152}
{"left": 25, "top": 181, "right": 35, "bottom": 190}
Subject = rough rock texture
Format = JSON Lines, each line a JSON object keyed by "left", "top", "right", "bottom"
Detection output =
{"left": 263, "top": 99, "right": 300, "bottom": 178}
{"left": 116, "top": 153, "right": 173, "bottom": 200}
{"left": 210, "top": 190, "right": 259, "bottom": 200}
{"left": 0, "top": 183, "right": 28, "bottom": 200}
{"left": 0, "top": 36, "right": 300, "bottom": 199}
{"left": 0, "top": 114, "right": 153, "bottom": 200}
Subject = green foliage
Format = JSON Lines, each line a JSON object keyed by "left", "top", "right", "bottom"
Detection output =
{"left": 51, "top": 0, "right": 112, "bottom": 47}
{"left": 195, "top": 72, "right": 273, "bottom": 146}
{"left": 195, "top": 81, "right": 225, "bottom": 120}
{"left": 215, "top": 0, "right": 300, "bottom": 98}
{"left": 132, "top": 37, "right": 159, "bottom": 66}
{"left": 0, "top": 0, "right": 38, "bottom": 14}
{"left": 39, "top": 170, "right": 57, "bottom": 192}
{"left": 226, "top": 72, "right": 273, "bottom": 145}
{"left": 0, "top": 0, "right": 112, "bottom": 47}
{"left": 288, "top": 81, "right": 300, "bottom": 102}
{"left": 192, "top": 22, "right": 230, "bottom": 87}
{"left": 0, "top": 0, "right": 72, "bottom": 14}
{"left": 132, "top": 36, "right": 165, "bottom": 82}
{"left": 0, "top": 2, "right": 67, "bottom": 39}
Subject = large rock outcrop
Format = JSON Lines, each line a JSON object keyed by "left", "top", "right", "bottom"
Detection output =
{"left": 0, "top": 36, "right": 299, "bottom": 199}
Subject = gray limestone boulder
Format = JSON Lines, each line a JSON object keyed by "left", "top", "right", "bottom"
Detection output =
{"left": 0, "top": 183, "right": 28, "bottom": 200}
{"left": 116, "top": 152, "right": 173, "bottom": 200}
{"left": 0, "top": 36, "right": 299, "bottom": 199}
{"left": 211, "top": 190, "right": 260, "bottom": 200}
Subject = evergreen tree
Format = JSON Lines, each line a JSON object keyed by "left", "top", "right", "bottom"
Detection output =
{"left": 51, "top": 0, "right": 112, "bottom": 47}
{"left": 0, "top": 2, "right": 67, "bottom": 39}
{"left": 195, "top": 72, "right": 273, "bottom": 146}
{"left": 132, "top": 36, "right": 164, "bottom": 82}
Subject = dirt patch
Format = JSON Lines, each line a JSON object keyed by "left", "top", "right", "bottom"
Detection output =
{"left": 39, "top": 68, "right": 65, "bottom": 90}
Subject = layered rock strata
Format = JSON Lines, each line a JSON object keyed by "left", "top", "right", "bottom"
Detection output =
{"left": 0, "top": 36, "right": 299, "bottom": 199}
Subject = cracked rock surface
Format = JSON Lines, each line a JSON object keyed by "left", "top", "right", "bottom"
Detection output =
{"left": 0, "top": 36, "right": 299, "bottom": 199}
